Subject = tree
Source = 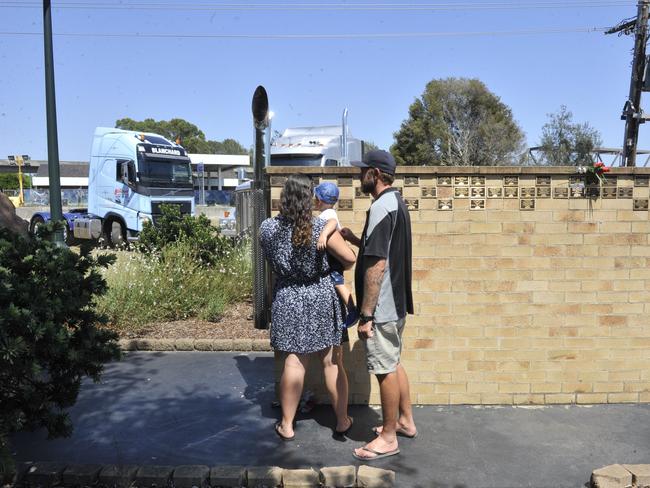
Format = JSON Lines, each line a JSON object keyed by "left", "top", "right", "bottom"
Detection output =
{"left": 0, "top": 174, "right": 31, "bottom": 190}
{"left": 0, "top": 223, "right": 120, "bottom": 470}
{"left": 538, "top": 106, "right": 602, "bottom": 166}
{"left": 115, "top": 118, "right": 247, "bottom": 155}
{"left": 391, "top": 78, "right": 525, "bottom": 166}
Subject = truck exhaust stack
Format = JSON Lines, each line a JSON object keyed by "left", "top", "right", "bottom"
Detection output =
{"left": 251, "top": 86, "right": 271, "bottom": 330}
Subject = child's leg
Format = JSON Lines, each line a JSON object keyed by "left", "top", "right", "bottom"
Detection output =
{"left": 335, "top": 283, "right": 353, "bottom": 309}
{"left": 335, "top": 284, "right": 358, "bottom": 327}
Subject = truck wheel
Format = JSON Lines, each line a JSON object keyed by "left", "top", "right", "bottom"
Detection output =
{"left": 104, "top": 219, "right": 127, "bottom": 248}
{"left": 29, "top": 215, "right": 45, "bottom": 235}
{"left": 62, "top": 223, "right": 76, "bottom": 246}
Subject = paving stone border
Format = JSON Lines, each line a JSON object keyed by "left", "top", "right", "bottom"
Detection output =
{"left": 592, "top": 464, "right": 650, "bottom": 488}
{"left": 118, "top": 339, "right": 272, "bottom": 352}
{"left": 14, "top": 462, "right": 395, "bottom": 488}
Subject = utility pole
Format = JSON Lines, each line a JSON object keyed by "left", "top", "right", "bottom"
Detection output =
{"left": 607, "top": 0, "right": 650, "bottom": 167}
{"left": 43, "top": 0, "right": 64, "bottom": 244}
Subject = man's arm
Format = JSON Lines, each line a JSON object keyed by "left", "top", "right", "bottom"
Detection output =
{"left": 357, "top": 256, "right": 386, "bottom": 339}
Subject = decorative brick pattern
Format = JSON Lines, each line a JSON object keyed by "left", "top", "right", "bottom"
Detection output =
{"left": 338, "top": 199, "right": 353, "bottom": 210}
{"left": 421, "top": 187, "right": 437, "bottom": 198}
{"left": 404, "top": 176, "right": 419, "bottom": 186}
{"left": 337, "top": 177, "right": 353, "bottom": 187}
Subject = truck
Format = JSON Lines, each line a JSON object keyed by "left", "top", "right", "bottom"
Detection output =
{"left": 269, "top": 109, "right": 363, "bottom": 167}
{"left": 30, "top": 127, "right": 195, "bottom": 246}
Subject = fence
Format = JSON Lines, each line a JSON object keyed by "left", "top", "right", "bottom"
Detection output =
{"left": 2, "top": 189, "right": 235, "bottom": 208}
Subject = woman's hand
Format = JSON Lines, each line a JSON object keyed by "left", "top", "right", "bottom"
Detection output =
{"left": 317, "top": 233, "right": 328, "bottom": 251}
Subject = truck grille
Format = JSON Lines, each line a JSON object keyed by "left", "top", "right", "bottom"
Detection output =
{"left": 151, "top": 201, "right": 192, "bottom": 225}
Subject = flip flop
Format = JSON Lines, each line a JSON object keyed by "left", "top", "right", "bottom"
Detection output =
{"left": 274, "top": 422, "right": 295, "bottom": 442}
{"left": 372, "top": 426, "right": 418, "bottom": 439}
{"left": 335, "top": 416, "right": 354, "bottom": 435}
{"left": 352, "top": 446, "right": 400, "bottom": 461}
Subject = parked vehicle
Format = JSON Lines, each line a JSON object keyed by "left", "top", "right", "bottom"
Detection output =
{"left": 269, "top": 109, "right": 363, "bottom": 167}
{"left": 30, "top": 127, "right": 195, "bottom": 246}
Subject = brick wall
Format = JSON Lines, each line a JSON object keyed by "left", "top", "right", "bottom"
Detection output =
{"left": 266, "top": 166, "right": 650, "bottom": 405}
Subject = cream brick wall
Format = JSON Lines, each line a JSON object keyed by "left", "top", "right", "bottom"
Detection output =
{"left": 266, "top": 167, "right": 650, "bottom": 405}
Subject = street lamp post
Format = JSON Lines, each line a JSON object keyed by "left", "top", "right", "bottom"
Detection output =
{"left": 7, "top": 154, "right": 28, "bottom": 206}
{"left": 43, "top": 0, "right": 64, "bottom": 245}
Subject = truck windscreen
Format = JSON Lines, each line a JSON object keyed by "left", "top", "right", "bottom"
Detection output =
{"left": 139, "top": 158, "right": 192, "bottom": 186}
{"left": 270, "top": 154, "right": 323, "bottom": 167}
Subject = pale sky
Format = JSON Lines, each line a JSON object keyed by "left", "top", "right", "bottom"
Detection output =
{"left": 0, "top": 0, "right": 645, "bottom": 162}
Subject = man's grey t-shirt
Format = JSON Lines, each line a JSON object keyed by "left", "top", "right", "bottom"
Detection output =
{"left": 355, "top": 187, "right": 414, "bottom": 323}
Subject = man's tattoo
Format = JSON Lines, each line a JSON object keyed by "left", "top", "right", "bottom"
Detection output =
{"left": 361, "top": 257, "right": 386, "bottom": 315}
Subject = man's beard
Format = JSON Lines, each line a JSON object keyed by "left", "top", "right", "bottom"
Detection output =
{"left": 361, "top": 174, "right": 375, "bottom": 194}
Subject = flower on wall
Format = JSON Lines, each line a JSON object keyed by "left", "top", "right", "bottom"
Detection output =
{"left": 577, "top": 160, "right": 610, "bottom": 185}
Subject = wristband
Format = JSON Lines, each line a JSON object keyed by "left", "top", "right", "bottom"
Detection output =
{"left": 359, "top": 314, "right": 375, "bottom": 323}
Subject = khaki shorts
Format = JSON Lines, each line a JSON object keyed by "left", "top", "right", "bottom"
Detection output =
{"left": 364, "top": 317, "right": 406, "bottom": 375}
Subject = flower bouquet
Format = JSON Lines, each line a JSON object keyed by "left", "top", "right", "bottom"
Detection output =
{"left": 577, "top": 160, "right": 610, "bottom": 185}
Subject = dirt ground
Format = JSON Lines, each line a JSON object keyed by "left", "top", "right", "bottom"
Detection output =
{"left": 115, "top": 301, "right": 270, "bottom": 340}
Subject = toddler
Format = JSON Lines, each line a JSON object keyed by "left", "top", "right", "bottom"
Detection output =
{"left": 314, "top": 182, "right": 358, "bottom": 327}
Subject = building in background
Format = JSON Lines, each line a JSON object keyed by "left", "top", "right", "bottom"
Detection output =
{"left": 0, "top": 154, "right": 250, "bottom": 207}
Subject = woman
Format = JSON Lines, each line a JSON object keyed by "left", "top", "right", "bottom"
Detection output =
{"left": 260, "top": 174, "right": 356, "bottom": 441}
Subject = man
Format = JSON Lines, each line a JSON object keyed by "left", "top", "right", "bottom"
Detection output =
{"left": 341, "top": 149, "right": 416, "bottom": 461}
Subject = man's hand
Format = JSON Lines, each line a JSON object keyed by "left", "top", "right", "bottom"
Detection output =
{"left": 317, "top": 233, "right": 328, "bottom": 251}
{"left": 357, "top": 320, "right": 374, "bottom": 340}
{"left": 340, "top": 227, "right": 353, "bottom": 240}
{"left": 340, "top": 227, "right": 360, "bottom": 247}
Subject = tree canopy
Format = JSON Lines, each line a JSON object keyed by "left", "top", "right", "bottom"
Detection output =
{"left": 391, "top": 78, "right": 525, "bottom": 166}
{"left": 115, "top": 117, "right": 247, "bottom": 155}
{"left": 537, "top": 106, "right": 602, "bottom": 166}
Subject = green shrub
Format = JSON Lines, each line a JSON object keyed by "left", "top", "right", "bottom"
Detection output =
{"left": 136, "top": 203, "right": 232, "bottom": 265}
{"left": 0, "top": 223, "right": 120, "bottom": 469}
{"left": 96, "top": 239, "right": 251, "bottom": 331}
{"left": 0, "top": 173, "right": 31, "bottom": 190}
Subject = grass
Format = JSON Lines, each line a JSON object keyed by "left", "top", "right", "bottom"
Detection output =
{"left": 95, "top": 239, "right": 252, "bottom": 334}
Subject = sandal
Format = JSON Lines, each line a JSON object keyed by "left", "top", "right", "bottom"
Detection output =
{"left": 274, "top": 421, "right": 295, "bottom": 441}
{"left": 352, "top": 446, "right": 400, "bottom": 461}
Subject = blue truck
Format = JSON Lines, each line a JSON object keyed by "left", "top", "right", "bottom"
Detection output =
{"left": 30, "top": 127, "right": 195, "bottom": 246}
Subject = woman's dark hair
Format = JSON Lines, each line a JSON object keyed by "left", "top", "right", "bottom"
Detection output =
{"left": 279, "top": 174, "right": 313, "bottom": 247}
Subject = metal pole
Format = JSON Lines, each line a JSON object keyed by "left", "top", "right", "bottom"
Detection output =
{"left": 264, "top": 116, "right": 272, "bottom": 167}
{"left": 251, "top": 86, "right": 270, "bottom": 330}
{"left": 623, "top": 0, "right": 650, "bottom": 167}
{"left": 43, "top": 0, "right": 64, "bottom": 243}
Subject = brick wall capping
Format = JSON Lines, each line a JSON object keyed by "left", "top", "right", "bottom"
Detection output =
{"left": 265, "top": 166, "right": 650, "bottom": 176}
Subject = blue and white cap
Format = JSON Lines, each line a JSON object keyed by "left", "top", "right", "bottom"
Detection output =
{"left": 314, "top": 182, "right": 340, "bottom": 204}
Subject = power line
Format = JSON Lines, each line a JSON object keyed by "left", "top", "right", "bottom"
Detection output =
{"left": 0, "top": 26, "right": 608, "bottom": 39}
{"left": 0, "top": 1, "right": 636, "bottom": 11}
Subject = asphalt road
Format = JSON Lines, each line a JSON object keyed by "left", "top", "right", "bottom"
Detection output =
{"left": 11, "top": 352, "right": 650, "bottom": 488}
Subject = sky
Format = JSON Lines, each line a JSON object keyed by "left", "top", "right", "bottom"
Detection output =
{"left": 0, "top": 0, "right": 646, "bottom": 163}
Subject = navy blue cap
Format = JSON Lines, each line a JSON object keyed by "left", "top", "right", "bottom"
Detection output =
{"left": 351, "top": 149, "right": 396, "bottom": 175}
{"left": 314, "top": 182, "right": 339, "bottom": 204}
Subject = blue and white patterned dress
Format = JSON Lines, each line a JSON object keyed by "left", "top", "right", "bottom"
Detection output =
{"left": 260, "top": 215, "right": 344, "bottom": 354}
